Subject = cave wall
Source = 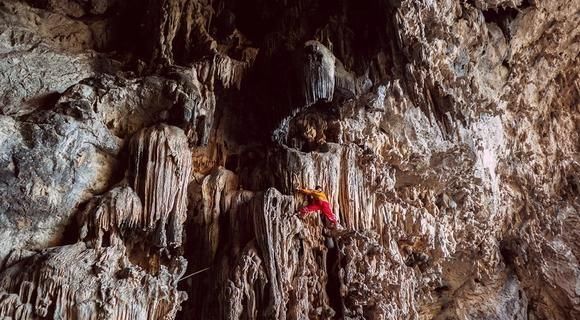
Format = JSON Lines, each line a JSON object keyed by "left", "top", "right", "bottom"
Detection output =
{"left": 0, "top": 0, "right": 578, "bottom": 319}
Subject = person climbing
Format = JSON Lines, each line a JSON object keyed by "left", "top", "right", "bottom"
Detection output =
{"left": 295, "top": 185, "right": 338, "bottom": 228}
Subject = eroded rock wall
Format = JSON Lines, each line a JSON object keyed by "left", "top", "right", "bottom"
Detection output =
{"left": 0, "top": 0, "right": 578, "bottom": 319}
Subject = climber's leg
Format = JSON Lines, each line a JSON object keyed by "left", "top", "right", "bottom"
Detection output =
{"left": 299, "top": 203, "right": 322, "bottom": 218}
{"left": 319, "top": 201, "right": 337, "bottom": 226}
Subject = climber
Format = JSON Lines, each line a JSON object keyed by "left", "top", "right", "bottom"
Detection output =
{"left": 295, "top": 186, "right": 338, "bottom": 228}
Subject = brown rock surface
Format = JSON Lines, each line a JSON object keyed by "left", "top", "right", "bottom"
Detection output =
{"left": 0, "top": 0, "right": 577, "bottom": 319}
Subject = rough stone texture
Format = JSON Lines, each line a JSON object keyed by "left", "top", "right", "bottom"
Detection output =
{"left": 0, "top": 0, "right": 578, "bottom": 319}
{"left": 0, "top": 0, "right": 119, "bottom": 116}
{"left": 302, "top": 41, "right": 336, "bottom": 107}
{"left": 0, "top": 109, "right": 120, "bottom": 263}
{"left": 127, "top": 125, "right": 193, "bottom": 248}
{"left": 0, "top": 120, "right": 191, "bottom": 318}
{"left": 57, "top": 75, "right": 176, "bottom": 138}
{"left": 0, "top": 242, "right": 186, "bottom": 320}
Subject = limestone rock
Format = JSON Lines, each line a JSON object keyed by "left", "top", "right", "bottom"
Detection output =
{"left": 0, "top": 242, "right": 186, "bottom": 320}
{"left": 0, "top": 0, "right": 577, "bottom": 319}
{"left": 0, "top": 109, "right": 120, "bottom": 264}
{"left": 80, "top": 185, "right": 143, "bottom": 248}
{"left": 127, "top": 125, "right": 192, "bottom": 248}
{"left": 56, "top": 75, "right": 176, "bottom": 138}
{"left": 0, "top": 0, "right": 119, "bottom": 116}
{"left": 301, "top": 41, "right": 336, "bottom": 107}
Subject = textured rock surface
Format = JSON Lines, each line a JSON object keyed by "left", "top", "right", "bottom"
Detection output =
{"left": 0, "top": 109, "right": 120, "bottom": 262}
{"left": 0, "top": 243, "right": 186, "bottom": 320}
{"left": 0, "top": 0, "right": 578, "bottom": 319}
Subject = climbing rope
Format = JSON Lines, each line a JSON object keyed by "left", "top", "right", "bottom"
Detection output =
{"left": 178, "top": 267, "right": 211, "bottom": 282}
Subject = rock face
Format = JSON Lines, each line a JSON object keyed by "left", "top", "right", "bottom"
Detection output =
{"left": 0, "top": 0, "right": 578, "bottom": 319}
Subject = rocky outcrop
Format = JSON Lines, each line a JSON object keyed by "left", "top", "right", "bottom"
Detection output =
{"left": 0, "top": 0, "right": 119, "bottom": 116}
{"left": 0, "top": 109, "right": 119, "bottom": 262}
{"left": 0, "top": 121, "right": 191, "bottom": 319}
{"left": 0, "top": 0, "right": 578, "bottom": 319}
{"left": 0, "top": 243, "right": 186, "bottom": 320}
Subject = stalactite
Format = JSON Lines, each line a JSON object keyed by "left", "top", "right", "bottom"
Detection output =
{"left": 80, "top": 186, "right": 143, "bottom": 247}
{"left": 302, "top": 41, "right": 336, "bottom": 107}
{"left": 128, "top": 124, "right": 193, "bottom": 248}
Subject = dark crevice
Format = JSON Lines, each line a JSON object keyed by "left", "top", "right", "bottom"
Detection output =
{"left": 425, "top": 86, "right": 465, "bottom": 139}
{"left": 59, "top": 208, "right": 85, "bottom": 246}
{"left": 499, "top": 239, "right": 517, "bottom": 267}
{"left": 225, "top": 153, "right": 239, "bottom": 172}
{"left": 326, "top": 242, "right": 342, "bottom": 319}
{"left": 480, "top": 0, "right": 532, "bottom": 40}
{"left": 231, "top": 0, "right": 338, "bottom": 50}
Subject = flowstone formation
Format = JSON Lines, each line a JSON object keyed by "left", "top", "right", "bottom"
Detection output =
{"left": 0, "top": 0, "right": 578, "bottom": 319}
